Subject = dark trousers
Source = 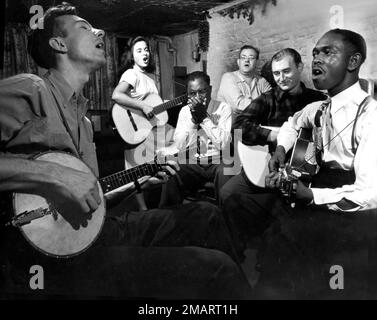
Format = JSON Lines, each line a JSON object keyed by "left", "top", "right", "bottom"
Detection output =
{"left": 160, "top": 163, "right": 234, "bottom": 206}
{"left": 220, "top": 169, "right": 266, "bottom": 206}
{"left": 1, "top": 202, "right": 251, "bottom": 299}
{"left": 223, "top": 192, "right": 377, "bottom": 299}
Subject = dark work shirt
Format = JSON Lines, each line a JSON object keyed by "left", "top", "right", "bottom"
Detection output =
{"left": 233, "top": 82, "right": 327, "bottom": 146}
{"left": 0, "top": 70, "right": 98, "bottom": 176}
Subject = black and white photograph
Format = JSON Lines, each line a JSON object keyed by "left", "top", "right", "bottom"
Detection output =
{"left": 1, "top": 0, "right": 377, "bottom": 304}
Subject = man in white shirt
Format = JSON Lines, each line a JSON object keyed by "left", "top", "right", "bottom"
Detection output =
{"left": 158, "top": 71, "right": 234, "bottom": 205}
{"left": 223, "top": 29, "right": 377, "bottom": 299}
{"left": 217, "top": 45, "right": 272, "bottom": 115}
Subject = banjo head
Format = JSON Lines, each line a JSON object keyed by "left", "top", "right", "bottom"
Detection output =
{"left": 12, "top": 151, "right": 106, "bottom": 258}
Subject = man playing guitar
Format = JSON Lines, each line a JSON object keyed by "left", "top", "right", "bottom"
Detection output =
{"left": 223, "top": 29, "right": 377, "bottom": 299}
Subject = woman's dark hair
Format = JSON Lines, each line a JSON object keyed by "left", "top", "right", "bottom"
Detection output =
{"left": 27, "top": 2, "right": 77, "bottom": 69}
{"left": 118, "top": 36, "right": 155, "bottom": 76}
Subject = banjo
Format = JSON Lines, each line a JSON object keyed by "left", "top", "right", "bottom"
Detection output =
{"left": 7, "top": 151, "right": 163, "bottom": 258}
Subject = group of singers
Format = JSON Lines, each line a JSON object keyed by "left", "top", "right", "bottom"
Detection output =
{"left": 0, "top": 2, "right": 377, "bottom": 299}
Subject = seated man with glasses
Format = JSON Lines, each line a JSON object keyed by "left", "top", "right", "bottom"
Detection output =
{"left": 217, "top": 45, "right": 272, "bottom": 116}
{"left": 157, "top": 71, "right": 234, "bottom": 205}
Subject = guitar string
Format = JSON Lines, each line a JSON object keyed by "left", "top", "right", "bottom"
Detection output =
{"left": 152, "top": 94, "right": 187, "bottom": 115}
{"left": 101, "top": 141, "right": 206, "bottom": 193}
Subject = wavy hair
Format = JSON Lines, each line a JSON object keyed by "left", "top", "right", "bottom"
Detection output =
{"left": 118, "top": 36, "right": 155, "bottom": 75}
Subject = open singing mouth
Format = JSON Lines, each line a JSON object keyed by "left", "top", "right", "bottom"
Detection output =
{"left": 312, "top": 67, "right": 324, "bottom": 77}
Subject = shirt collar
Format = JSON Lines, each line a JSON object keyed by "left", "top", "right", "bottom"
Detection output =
{"left": 275, "top": 82, "right": 307, "bottom": 102}
{"left": 46, "top": 69, "right": 88, "bottom": 113}
{"left": 234, "top": 70, "right": 257, "bottom": 83}
{"left": 133, "top": 64, "right": 146, "bottom": 73}
{"left": 330, "top": 81, "right": 368, "bottom": 112}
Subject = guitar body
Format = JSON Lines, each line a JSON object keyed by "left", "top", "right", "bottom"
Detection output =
{"left": 238, "top": 126, "right": 280, "bottom": 188}
{"left": 278, "top": 128, "right": 317, "bottom": 207}
{"left": 12, "top": 151, "right": 106, "bottom": 258}
{"left": 238, "top": 142, "right": 271, "bottom": 188}
{"left": 112, "top": 93, "right": 168, "bottom": 146}
{"left": 289, "top": 128, "right": 317, "bottom": 177}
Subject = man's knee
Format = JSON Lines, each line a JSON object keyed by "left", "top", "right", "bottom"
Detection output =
{"left": 191, "top": 248, "right": 244, "bottom": 279}
{"left": 196, "top": 201, "right": 219, "bottom": 213}
{"left": 184, "top": 201, "right": 221, "bottom": 221}
{"left": 219, "top": 182, "right": 235, "bottom": 206}
{"left": 222, "top": 193, "right": 243, "bottom": 215}
{"left": 191, "top": 248, "right": 251, "bottom": 298}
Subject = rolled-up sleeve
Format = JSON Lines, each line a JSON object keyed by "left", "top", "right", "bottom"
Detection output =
{"left": 119, "top": 69, "right": 137, "bottom": 87}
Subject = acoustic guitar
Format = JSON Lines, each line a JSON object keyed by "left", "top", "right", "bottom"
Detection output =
{"left": 8, "top": 151, "right": 163, "bottom": 258}
{"left": 237, "top": 126, "right": 280, "bottom": 187}
{"left": 276, "top": 128, "right": 317, "bottom": 207}
{"left": 112, "top": 93, "right": 187, "bottom": 145}
{"left": 239, "top": 127, "right": 316, "bottom": 205}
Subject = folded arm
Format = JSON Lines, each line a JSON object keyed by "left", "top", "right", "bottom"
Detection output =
{"left": 217, "top": 73, "right": 252, "bottom": 112}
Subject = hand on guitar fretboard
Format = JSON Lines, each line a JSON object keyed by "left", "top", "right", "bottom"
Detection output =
{"left": 156, "top": 145, "right": 200, "bottom": 165}
{"left": 276, "top": 165, "right": 300, "bottom": 208}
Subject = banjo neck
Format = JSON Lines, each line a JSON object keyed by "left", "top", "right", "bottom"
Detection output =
{"left": 99, "top": 160, "right": 162, "bottom": 194}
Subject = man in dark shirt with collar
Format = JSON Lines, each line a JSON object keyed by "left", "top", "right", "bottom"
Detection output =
{"left": 220, "top": 48, "right": 326, "bottom": 202}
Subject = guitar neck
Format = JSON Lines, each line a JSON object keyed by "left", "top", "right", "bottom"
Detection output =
{"left": 152, "top": 95, "right": 187, "bottom": 115}
{"left": 100, "top": 161, "right": 162, "bottom": 194}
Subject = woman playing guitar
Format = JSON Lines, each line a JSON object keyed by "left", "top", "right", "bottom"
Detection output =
{"left": 113, "top": 37, "right": 159, "bottom": 167}
{"left": 112, "top": 37, "right": 173, "bottom": 209}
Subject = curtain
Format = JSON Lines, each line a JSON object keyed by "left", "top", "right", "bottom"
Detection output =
{"left": 1, "top": 23, "right": 38, "bottom": 79}
{"left": 0, "top": 23, "right": 163, "bottom": 111}
{"left": 149, "top": 37, "right": 162, "bottom": 94}
{"left": 83, "top": 32, "right": 119, "bottom": 110}
{"left": 0, "top": 23, "right": 119, "bottom": 111}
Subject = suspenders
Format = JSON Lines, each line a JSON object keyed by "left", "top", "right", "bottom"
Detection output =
{"left": 314, "top": 95, "right": 371, "bottom": 156}
{"left": 351, "top": 95, "right": 372, "bottom": 154}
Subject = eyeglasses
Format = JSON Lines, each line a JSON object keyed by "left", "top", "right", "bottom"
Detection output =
{"left": 240, "top": 56, "right": 257, "bottom": 61}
